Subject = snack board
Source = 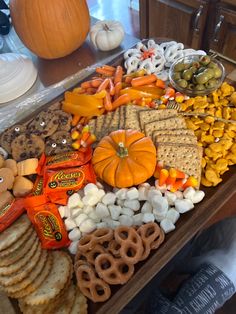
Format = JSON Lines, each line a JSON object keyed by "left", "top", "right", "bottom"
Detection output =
{"left": 0, "top": 40, "right": 236, "bottom": 314}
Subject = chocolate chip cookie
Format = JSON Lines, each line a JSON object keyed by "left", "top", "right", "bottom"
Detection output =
{"left": 27, "top": 110, "right": 59, "bottom": 138}
{"left": 45, "top": 131, "right": 72, "bottom": 156}
{"left": 54, "top": 110, "right": 72, "bottom": 132}
{"left": 0, "top": 125, "right": 26, "bottom": 154}
{"left": 11, "top": 134, "right": 45, "bottom": 161}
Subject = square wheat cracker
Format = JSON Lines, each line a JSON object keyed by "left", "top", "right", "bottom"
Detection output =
{"left": 139, "top": 109, "right": 178, "bottom": 132}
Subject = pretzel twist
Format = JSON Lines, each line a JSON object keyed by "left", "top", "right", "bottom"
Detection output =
{"left": 95, "top": 253, "right": 134, "bottom": 285}
{"left": 114, "top": 226, "right": 144, "bottom": 264}
{"left": 78, "top": 228, "right": 113, "bottom": 253}
{"left": 75, "top": 264, "right": 111, "bottom": 303}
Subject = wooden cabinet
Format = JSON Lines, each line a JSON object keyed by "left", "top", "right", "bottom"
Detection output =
{"left": 140, "top": 0, "right": 236, "bottom": 61}
{"left": 208, "top": 6, "right": 236, "bottom": 61}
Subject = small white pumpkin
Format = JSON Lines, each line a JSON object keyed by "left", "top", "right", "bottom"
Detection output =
{"left": 90, "top": 20, "right": 125, "bottom": 51}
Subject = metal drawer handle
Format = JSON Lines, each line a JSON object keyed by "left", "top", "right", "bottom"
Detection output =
{"left": 194, "top": 5, "right": 204, "bottom": 33}
{"left": 213, "top": 15, "right": 224, "bottom": 43}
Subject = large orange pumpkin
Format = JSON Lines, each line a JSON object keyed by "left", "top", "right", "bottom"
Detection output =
{"left": 10, "top": 0, "right": 90, "bottom": 59}
{"left": 92, "top": 129, "right": 157, "bottom": 188}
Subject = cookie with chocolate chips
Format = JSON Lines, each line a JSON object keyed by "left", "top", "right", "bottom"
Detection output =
{"left": 27, "top": 111, "right": 59, "bottom": 138}
{"left": 45, "top": 131, "right": 72, "bottom": 156}
{"left": 0, "top": 125, "right": 26, "bottom": 154}
{"left": 54, "top": 110, "right": 72, "bottom": 132}
{"left": 11, "top": 134, "right": 45, "bottom": 161}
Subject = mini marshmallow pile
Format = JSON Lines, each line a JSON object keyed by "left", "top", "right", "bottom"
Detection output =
{"left": 59, "top": 182, "right": 205, "bottom": 254}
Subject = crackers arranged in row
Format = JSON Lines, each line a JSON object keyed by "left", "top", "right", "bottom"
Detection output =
{"left": 0, "top": 214, "right": 87, "bottom": 314}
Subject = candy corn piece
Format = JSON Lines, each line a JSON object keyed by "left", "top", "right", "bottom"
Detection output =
{"left": 183, "top": 176, "right": 198, "bottom": 189}
{"left": 159, "top": 168, "right": 169, "bottom": 186}
{"left": 72, "top": 139, "right": 81, "bottom": 150}
{"left": 169, "top": 168, "right": 186, "bottom": 179}
{"left": 80, "top": 132, "right": 91, "bottom": 147}
{"left": 71, "top": 130, "right": 80, "bottom": 140}
{"left": 153, "top": 161, "right": 163, "bottom": 178}
{"left": 175, "top": 92, "right": 185, "bottom": 103}
{"left": 170, "top": 179, "right": 184, "bottom": 192}
{"left": 82, "top": 134, "right": 97, "bottom": 147}
{"left": 82, "top": 125, "right": 90, "bottom": 133}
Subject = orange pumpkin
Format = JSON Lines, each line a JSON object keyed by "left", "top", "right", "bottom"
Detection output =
{"left": 92, "top": 129, "right": 157, "bottom": 188}
{"left": 10, "top": 0, "right": 90, "bottom": 59}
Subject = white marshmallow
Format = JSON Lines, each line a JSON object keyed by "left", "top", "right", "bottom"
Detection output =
{"left": 175, "top": 190, "right": 184, "bottom": 199}
{"left": 166, "top": 208, "right": 180, "bottom": 224}
{"left": 83, "top": 206, "right": 94, "bottom": 215}
{"left": 191, "top": 190, "right": 205, "bottom": 204}
{"left": 71, "top": 208, "right": 83, "bottom": 218}
{"left": 119, "top": 215, "right": 133, "bottom": 226}
{"left": 160, "top": 219, "right": 176, "bottom": 233}
{"left": 115, "top": 188, "right": 128, "bottom": 200}
{"left": 123, "top": 200, "right": 140, "bottom": 211}
{"left": 96, "top": 181, "right": 104, "bottom": 189}
{"left": 155, "top": 180, "right": 168, "bottom": 193}
{"left": 121, "top": 207, "right": 134, "bottom": 217}
{"left": 74, "top": 213, "right": 89, "bottom": 227}
{"left": 88, "top": 211, "right": 101, "bottom": 223}
{"left": 138, "top": 186, "right": 148, "bottom": 201}
{"left": 116, "top": 199, "right": 125, "bottom": 206}
{"left": 148, "top": 189, "right": 162, "bottom": 203}
{"left": 68, "top": 227, "right": 81, "bottom": 241}
{"left": 108, "top": 205, "right": 122, "bottom": 220}
{"left": 64, "top": 206, "right": 71, "bottom": 219}
{"left": 82, "top": 194, "right": 100, "bottom": 206}
{"left": 80, "top": 219, "right": 96, "bottom": 233}
{"left": 109, "top": 220, "right": 121, "bottom": 229}
{"left": 133, "top": 213, "right": 144, "bottom": 226}
{"left": 152, "top": 196, "right": 169, "bottom": 215}
{"left": 138, "top": 182, "right": 151, "bottom": 189}
{"left": 141, "top": 201, "right": 153, "bottom": 213}
{"left": 68, "top": 241, "right": 79, "bottom": 255}
{"left": 154, "top": 214, "right": 166, "bottom": 223}
{"left": 183, "top": 187, "right": 195, "bottom": 200}
{"left": 175, "top": 199, "right": 194, "bottom": 213}
{"left": 143, "top": 213, "right": 155, "bottom": 223}
{"left": 58, "top": 206, "right": 66, "bottom": 218}
{"left": 97, "top": 189, "right": 106, "bottom": 201}
{"left": 102, "top": 192, "right": 117, "bottom": 205}
{"left": 165, "top": 191, "right": 177, "bottom": 206}
{"left": 96, "top": 222, "right": 108, "bottom": 229}
{"left": 64, "top": 218, "right": 77, "bottom": 231}
{"left": 126, "top": 187, "right": 139, "bottom": 200}
{"left": 84, "top": 183, "right": 99, "bottom": 195}
{"left": 68, "top": 193, "right": 84, "bottom": 209}
{"left": 95, "top": 203, "right": 110, "bottom": 218}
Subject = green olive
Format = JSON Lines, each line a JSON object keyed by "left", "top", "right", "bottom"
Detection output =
{"left": 172, "top": 72, "right": 181, "bottom": 81}
{"left": 188, "top": 83, "right": 195, "bottom": 90}
{"left": 204, "top": 68, "right": 215, "bottom": 79}
{"left": 174, "top": 63, "right": 185, "bottom": 72}
{"left": 195, "top": 73, "right": 209, "bottom": 84}
{"left": 205, "top": 78, "right": 218, "bottom": 89}
{"left": 192, "top": 75, "right": 198, "bottom": 84}
{"left": 183, "top": 62, "right": 191, "bottom": 69}
{"left": 189, "top": 66, "right": 198, "bottom": 74}
{"left": 194, "top": 84, "right": 205, "bottom": 91}
{"left": 192, "top": 61, "right": 201, "bottom": 69}
{"left": 177, "top": 79, "right": 188, "bottom": 88}
{"left": 207, "top": 61, "right": 218, "bottom": 69}
{"left": 182, "top": 69, "right": 193, "bottom": 81}
{"left": 213, "top": 67, "right": 222, "bottom": 79}
{"left": 200, "top": 55, "right": 211, "bottom": 66}
{"left": 197, "top": 67, "right": 206, "bottom": 74}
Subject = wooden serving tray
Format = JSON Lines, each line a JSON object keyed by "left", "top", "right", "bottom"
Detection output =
{"left": 2, "top": 46, "right": 236, "bottom": 314}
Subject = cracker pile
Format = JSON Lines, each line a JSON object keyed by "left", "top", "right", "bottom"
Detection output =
{"left": 89, "top": 105, "right": 202, "bottom": 185}
{"left": 0, "top": 214, "right": 87, "bottom": 314}
{"left": 75, "top": 224, "right": 164, "bottom": 303}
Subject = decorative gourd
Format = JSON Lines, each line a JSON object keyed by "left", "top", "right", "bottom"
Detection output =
{"left": 9, "top": 0, "right": 90, "bottom": 59}
{"left": 92, "top": 129, "right": 157, "bottom": 188}
{"left": 90, "top": 20, "right": 124, "bottom": 51}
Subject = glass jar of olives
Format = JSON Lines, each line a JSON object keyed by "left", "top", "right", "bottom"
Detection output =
{"left": 169, "top": 54, "right": 225, "bottom": 96}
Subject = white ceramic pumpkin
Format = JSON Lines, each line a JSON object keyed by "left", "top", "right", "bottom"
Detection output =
{"left": 90, "top": 20, "right": 125, "bottom": 51}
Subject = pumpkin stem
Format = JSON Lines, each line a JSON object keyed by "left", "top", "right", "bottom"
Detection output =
{"left": 117, "top": 142, "right": 128, "bottom": 158}
{"left": 104, "top": 24, "right": 110, "bottom": 31}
